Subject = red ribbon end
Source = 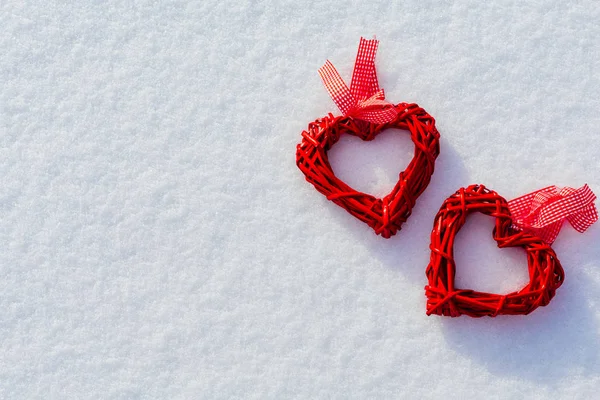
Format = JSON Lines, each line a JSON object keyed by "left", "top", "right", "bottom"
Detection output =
{"left": 508, "top": 184, "right": 598, "bottom": 244}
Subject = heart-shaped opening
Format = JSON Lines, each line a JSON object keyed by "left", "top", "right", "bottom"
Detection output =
{"left": 453, "top": 213, "right": 529, "bottom": 294}
{"left": 328, "top": 128, "right": 415, "bottom": 197}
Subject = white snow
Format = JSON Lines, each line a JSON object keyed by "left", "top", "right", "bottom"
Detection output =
{"left": 2, "top": 1, "right": 600, "bottom": 398}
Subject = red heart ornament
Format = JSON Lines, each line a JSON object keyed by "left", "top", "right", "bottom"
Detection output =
{"left": 425, "top": 185, "right": 565, "bottom": 317}
{"left": 296, "top": 103, "right": 440, "bottom": 238}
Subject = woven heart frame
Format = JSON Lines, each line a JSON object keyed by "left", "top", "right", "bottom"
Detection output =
{"left": 296, "top": 102, "right": 440, "bottom": 238}
{"left": 425, "top": 184, "right": 565, "bottom": 317}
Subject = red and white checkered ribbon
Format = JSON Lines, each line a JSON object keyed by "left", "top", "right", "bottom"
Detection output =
{"left": 508, "top": 184, "right": 598, "bottom": 244}
{"left": 318, "top": 38, "right": 398, "bottom": 124}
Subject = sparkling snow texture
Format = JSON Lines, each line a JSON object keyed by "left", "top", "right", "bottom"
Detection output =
{"left": 2, "top": 1, "right": 600, "bottom": 398}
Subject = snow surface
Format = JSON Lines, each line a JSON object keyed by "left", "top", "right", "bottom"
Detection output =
{"left": 2, "top": 1, "right": 600, "bottom": 399}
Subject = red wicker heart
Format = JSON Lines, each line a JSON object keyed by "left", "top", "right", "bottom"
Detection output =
{"left": 296, "top": 102, "right": 440, "bottom": 238}
{"left": 425, "top": 185, "right": 564, "bottom": 317}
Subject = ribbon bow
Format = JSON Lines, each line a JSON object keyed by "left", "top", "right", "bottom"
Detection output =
{"left": 318, "top": 37, "right": 398, "bottom": 124}
{"left": 508, "top": 184, "right": 598, "bottom": 244}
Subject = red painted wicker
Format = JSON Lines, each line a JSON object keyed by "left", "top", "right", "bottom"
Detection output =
{"left": 296, "top": 103, "right": 440, "bottom": 238}
{"left": 425, "top": 185, "right": 565, "bottom": 317}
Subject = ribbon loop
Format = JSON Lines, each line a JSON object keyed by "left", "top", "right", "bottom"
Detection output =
{"left": 508, "top": 184, "right": 598, "bottom": 244}
{"left": 318, "top": 38, "right": 398, "bottom": 125}
{"left": 350, "top": 38, "right": 381, "bottom": 101}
